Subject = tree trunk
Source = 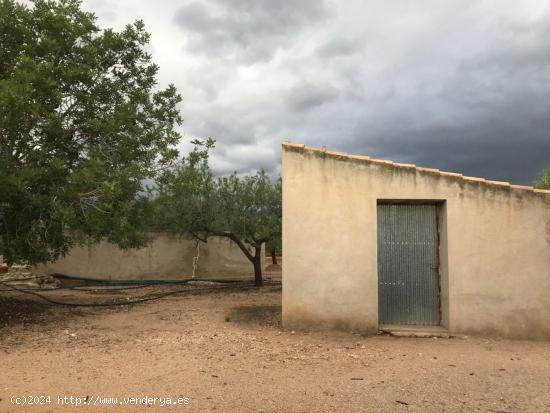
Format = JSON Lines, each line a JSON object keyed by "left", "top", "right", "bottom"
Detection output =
{"left": 253, "top": 246, "right": 263, "bottom": 287}
{"left": 270, "top": 250, "right": 278, "bottom": 265}
{"left": 221, "top": 232, "right": 264, "bottom": 287}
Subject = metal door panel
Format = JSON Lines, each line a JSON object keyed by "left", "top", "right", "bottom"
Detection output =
{"left": 377, "top": 204, "right": 440, "bottom": 325}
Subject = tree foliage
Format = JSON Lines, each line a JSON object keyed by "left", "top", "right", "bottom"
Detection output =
{"left": 0, "top": 0, "right": 181, "bottom": 264}
{"left": 154, "top": 138, "right": 215, "bottom": 241}
{"left": 155, "top": 141, "right": 282, "bottom": 286}
{"left": 533, "top": 169, "right": 550, "bottom": 190}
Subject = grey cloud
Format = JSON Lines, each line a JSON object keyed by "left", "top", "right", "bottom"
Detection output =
{"left": 189, "top": 116, "right": 256, "bottom": 146}
{"left": 459, "top": 13, "right": 550, "bottom": 77}
{"left": 316, "top": 38, "right": 364, "bottom": 58}
{"left": 285, "top": 84, "right": 340, "bottom": 111}
{"left": 173, "top": 0, "right": 330, "bottom": 63}
{"left": 210, "top": 142, "right": 280, "bottom": 176}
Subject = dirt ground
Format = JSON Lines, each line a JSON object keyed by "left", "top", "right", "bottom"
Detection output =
{"left": 1, "top": 284, "right": 550, "bottom": 412}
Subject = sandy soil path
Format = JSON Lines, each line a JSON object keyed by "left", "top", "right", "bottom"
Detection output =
{"left": 1, "top": 285, "right": 549, "bottom": 412}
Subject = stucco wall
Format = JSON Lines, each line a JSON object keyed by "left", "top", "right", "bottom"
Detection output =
{"left": 35, "top": 234, "right": 263, "bottom": 280}
{"left": 282, "top": 142, "right": 550, "bottom": 340}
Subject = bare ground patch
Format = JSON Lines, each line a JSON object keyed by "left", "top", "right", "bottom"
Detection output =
{"left": 1, "top": 286, "right": 549, "bottom": 412}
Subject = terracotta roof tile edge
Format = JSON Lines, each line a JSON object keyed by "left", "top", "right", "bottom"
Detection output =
{"left": 282, "top": 142, "right": 550, "bottom": 195}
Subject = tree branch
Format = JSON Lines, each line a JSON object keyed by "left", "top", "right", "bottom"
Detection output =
{"left": 211, "top": 230, "right": 254, "bottom": 261}
{"left": 190, "top": 231, "right": 208, "bottom": 243}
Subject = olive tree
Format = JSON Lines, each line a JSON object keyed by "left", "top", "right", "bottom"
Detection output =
{"left": 210, "top": 172, "right": 281, "bottom": 286}
{"left": 533, "top": 169, "right": 550, "bottom": 190}
{"left": 155, "top": 141, "right": 282, "bottom": 286}
{"left": 0, "top": 0, "right": 182, "bottom": 264}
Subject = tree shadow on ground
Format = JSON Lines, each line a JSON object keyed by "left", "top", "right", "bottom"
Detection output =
{"left": 226, "top": 304, "right": 282, "bottom": 328}
{"left": 0, "top": 284, "right": 283, "bottom": 344}
{"left": 0, "top": 295, "right": 95, "bottom": 338}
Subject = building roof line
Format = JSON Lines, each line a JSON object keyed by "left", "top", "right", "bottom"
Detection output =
{"left": 282, "top": 141, "right": 550, "bottom": 195}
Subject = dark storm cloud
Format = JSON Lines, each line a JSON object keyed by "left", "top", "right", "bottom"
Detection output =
{"left": 87, "top": 1, "right": 550, "bottom": 184}
{"left": 173, "top": 0, "right": 330, "bottom": 63}
{"left": 347, "top": 111, "right": 550, "bottom": 184}
{"left": 375, "top": 12, "right": 549, "bottom": 183}
{"left": 339, "top": 85, "right": 550, "bottom": 181}
{"left": 281, "top": 6, "right": 550, "bottom": 184}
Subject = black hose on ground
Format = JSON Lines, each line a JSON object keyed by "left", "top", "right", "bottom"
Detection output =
{"left": 0, "top": 279, "right": 281, "bottom": 292}
{"left": 0, "top": 280, "right": 194, "bottom": 292}
{"left": 0, "top": 273, "right": 281, "bottom": 293}
{"left": 0, "top": 280, "right": 281, "bottom": 307}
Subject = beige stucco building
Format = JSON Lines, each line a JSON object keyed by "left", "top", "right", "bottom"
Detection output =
{"left": 282, "top": 142, "right": 550, "bottom": 340}
{"left": 35, "top": 234, "right": 263, "bottom": 281}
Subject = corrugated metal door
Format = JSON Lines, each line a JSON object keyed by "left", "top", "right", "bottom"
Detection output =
{"left": 377, "top": 204, "right": 440, "bottom": 325}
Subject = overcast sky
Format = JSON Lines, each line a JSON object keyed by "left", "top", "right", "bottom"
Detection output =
{"left": 83, "top": 0, "right": 549, "bottom": 184}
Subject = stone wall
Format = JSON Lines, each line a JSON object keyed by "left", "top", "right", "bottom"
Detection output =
{"left": 35, "top": 234, "right": 264, "bottom": 281}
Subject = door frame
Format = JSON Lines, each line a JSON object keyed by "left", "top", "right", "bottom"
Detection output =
{"left": 376, "top": 199, "right": 449, "bottom": 329}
